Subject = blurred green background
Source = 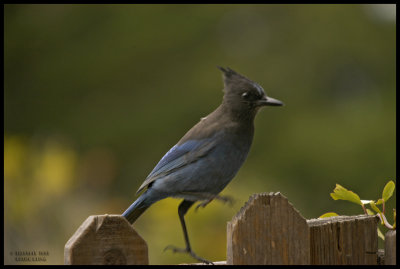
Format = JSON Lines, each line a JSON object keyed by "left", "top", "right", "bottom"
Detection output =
{"left": 4, "top": 4, "right": 396, "bottom": 265}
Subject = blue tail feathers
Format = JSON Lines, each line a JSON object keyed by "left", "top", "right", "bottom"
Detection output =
{"left": 122, "top": 192, "right": 151, "bottom": 224}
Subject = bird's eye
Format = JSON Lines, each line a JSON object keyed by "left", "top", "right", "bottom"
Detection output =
{"left": 241, "top": 92, "right": 250, "bottom": 99}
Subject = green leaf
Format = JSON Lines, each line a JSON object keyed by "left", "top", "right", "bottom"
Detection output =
{"left": 330, "top": 184, "right": 362, "bottom": 205}
{"left": 377, "top": 227, "right": 385, "bottom": 241}
{"left": 382, "top": 180, "right": 395, "bottom": 202}
{"left": 366, "top": 209, "right": 375, "bottom": 216}
{"left": 376, "top": 198, "right": 384, "bottom": 205}
{"left": 370, "top": 201, "right": 381, "bottom": 213}
{"left": 393, "top": 209, "right": 396, "bottom": 229}
{"left": 319, "top": 212, "right": 339, "bottom": 218}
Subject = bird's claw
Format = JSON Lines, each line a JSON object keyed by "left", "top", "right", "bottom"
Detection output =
{"left": 164, "top": 245, "right": 213, "bottom": 264}
{"left": 195, "top": 200, "right": 212, "bottom": 211}
{"left": 195, "top": 195, "right": 235, "bottom": 211}
{"left": 215, "top": 195, "right": 235, "bottom": 206}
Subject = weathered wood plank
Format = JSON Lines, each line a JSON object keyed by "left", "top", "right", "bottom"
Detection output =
{"left": 180, "top": 261, "right": 227, "bottom": 265}
{"left": 64, "top": 214, "right": 148, "bottom": 265}
{"left": 226, "top": 192, "right": 310, "bottom": 265}
{"left": 384, "top": 230, "right": 396, "bottom": 265}
{"left": 307, "top": 215, "right": 378, "bottom": 265}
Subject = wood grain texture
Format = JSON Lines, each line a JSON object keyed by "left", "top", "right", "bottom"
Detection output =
{"left": 226, "top": 192, "right": 310, "bottom": 265}
{"left": 384, "top": 230, "right": 396, "bottom": 265}
{"left": 307, "top": 215, "right": 378, "bottom": 265}
{"left": 64, "top": 214, "right": 148, "bottom": 265}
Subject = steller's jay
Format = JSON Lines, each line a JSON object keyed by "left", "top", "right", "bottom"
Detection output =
{"left": 122, "top": 66, "right": 283, "bottom": 264}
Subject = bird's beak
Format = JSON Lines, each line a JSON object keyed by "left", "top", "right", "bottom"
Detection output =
{"left": 257, "top": 96, "right": 284, "bottom": 107}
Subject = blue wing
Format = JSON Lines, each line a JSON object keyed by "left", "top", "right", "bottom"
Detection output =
{"left": 136, "top": 138, "right": 217, "bottom": 194}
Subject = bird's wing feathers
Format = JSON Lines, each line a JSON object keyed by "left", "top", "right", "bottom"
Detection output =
{"left": 136, "top": 138, "right": 217, "bottom": 194}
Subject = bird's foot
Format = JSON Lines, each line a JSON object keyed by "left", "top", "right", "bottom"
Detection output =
{"left": 164, "top": 245, "right": 213, "bottom": 264}
{"left": 195, "top": 199, "right": 212, "bottom": 211}
{"left": 214, "top": 194, "right": 235, "bottom": 206}
{"left": 195, "top": 195, "right": 235, "bottom": 211}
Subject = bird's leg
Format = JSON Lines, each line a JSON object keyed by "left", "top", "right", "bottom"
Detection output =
{"left": 195, "top": 194, "right": 235, "bottom": 211}
{"left": 164, "top": 200, "right": 213, "bottom": 264}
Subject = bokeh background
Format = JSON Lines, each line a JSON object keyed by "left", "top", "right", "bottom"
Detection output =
{"left": 4, "top": 4, "right": 396, "bottom": 265}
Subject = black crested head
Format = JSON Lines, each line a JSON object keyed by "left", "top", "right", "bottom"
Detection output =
{"left": 217, "top": 66, "right": 283, "bottom": 119}
{"left": 217, "top": 66, "right": 256, "bottom": 94}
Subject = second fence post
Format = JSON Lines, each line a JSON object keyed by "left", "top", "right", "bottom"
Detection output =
{"left": 226, "top": 192, "right": 310, "bottom": 265}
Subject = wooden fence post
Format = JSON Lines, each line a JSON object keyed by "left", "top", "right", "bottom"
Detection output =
{"left": 64, "top": 194, "right": 389, "bottom": 265}
{"left": 227, "top": 192, "right": 310, "bottom": 265}
{"left": 307, "top": 215, "right": 378, "bottom": 265}
{"left": 385, "top": 230, "right": 396, "bottom": 265}
{"left": 64, "top": 214, "right": 148, "bottom": 265}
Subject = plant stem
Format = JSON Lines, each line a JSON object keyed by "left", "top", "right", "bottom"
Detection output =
{"left": 376, "top": 213, "right": 394, "bottom": 230}
{"left": 361, "top": 204, "right": 368, "bottom": 215}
